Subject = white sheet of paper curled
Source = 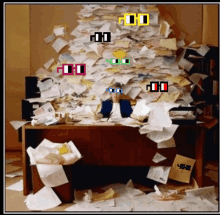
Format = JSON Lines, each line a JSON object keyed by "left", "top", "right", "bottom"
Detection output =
{"left": 36, "top": 164, "right": 69, "bottom": 187}
{"left": 25, "top": 186, "right": 62, "bottom": 211}
{"left": 147, "top": 124, "right": 179, "bottom": 143}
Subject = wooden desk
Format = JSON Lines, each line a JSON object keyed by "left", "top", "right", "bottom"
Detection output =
{"left": 22, "top": 123, "right": 205, "bottom": 195}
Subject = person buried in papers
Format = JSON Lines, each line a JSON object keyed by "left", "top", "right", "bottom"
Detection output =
{"left": 94, "top": 82, "right": 148, "bottom": 122}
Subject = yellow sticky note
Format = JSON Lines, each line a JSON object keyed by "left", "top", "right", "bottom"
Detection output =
{"left": 58, "top": 144, "right": 71, "bottom": 154}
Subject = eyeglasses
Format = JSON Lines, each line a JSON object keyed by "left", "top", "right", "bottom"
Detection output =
{"left": 118, "top": 13, "right": 150, "bottom": 26}
{"left": 57, "top": 64, "right": 86, "bottom": 76}
{"left": 90, "top": 32, "right": 111, "bottom": 42}
{"left": 106, "top": 87, "right": 123, "bottom": 94}
{"left": 106, "top": 58, "right": 130, "bottom": 65}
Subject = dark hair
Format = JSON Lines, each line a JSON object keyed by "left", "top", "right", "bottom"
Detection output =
{"left": 111, "top": 82, "right": 122, "bottom": 88}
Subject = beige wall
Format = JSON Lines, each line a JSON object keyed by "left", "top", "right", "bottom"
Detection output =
{"left": 158, "top": 5, "right": 203, "bottom": 44}
{"left": 202, "top": 5, "right": 219, "bottom": 47}
{"left": 6, "top": 5, "right": 30, "bottom": 150}
{"left": 30, "top": 5, "right": 83, "bottom": 75}
{"left": 5, "top": 4, "right": 218, "bottom": 150}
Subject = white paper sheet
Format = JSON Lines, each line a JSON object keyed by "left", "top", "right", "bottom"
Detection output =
{"left": 36, "top": 164, "right": 69, "bottom": 187}
{"left": 186, "top": 186, "right": 217, "bottom": 204}
{"left": 37, "top": 79, "right": 54, "bottom": 92}
{"left": 132, "top": 100, "right": 151, "bottom": 116}
{"left": 197, "top": 45, "right": 210, "bottom": 56}
{"left": 178, "top": 58, "right": 194, "bottom": 71}
{"left": 52, "top": 38, "right": 68, "bottom": 53}
{"left": 6, "top": 179, "right": 23, "bottom": 191}
{"left": 147, "top": 107, "right": 171, "bottom": 128}
{"left": 152, "top": 152, "right": 167, "bottom": 163}
{"left": 44, "top": 58, "right": 55, "bottom": 70}
{"left": 25, "top": 186, "right": 62, "bottom": 211}
{"left": 44, "top": 33, "right": 55, "bottom": 44}
{"left": 33, "top": 102, "right": 55, "bottom": 116}
{"left": 53, "top": 27, "right": 65, "bottom": 37}
{"left": 41, "top": 84, "right": 60, "bottom": 98}
{"left": 147, "top": 166, "right": 171, "bottom": 184}
{"left": 147, "top": 124, "right": 179, "bottom": 143}
{"left": 10, "top": 121, "right": 30, "bottom": 130}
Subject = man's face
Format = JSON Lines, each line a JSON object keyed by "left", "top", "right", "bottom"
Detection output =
{"left": 111, "top": 89, "right": 121, "bottom": 103}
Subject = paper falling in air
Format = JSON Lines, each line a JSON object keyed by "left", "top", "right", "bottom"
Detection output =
{"left": 52, "top": 38, "right": 68, "bottom": 53}
{"left": 53, "top": 27, "right": 65, "bottom": 37}
{"left": 147, "top": 166, "right": 171, "bottom": 184}
{"left": 44, "top": 58, "right": 55, "bottom": 70}
{"left": 159, "top": 21, "right": 170, "bottom": 38}
{"left": 44, "top": 33, "right": 55, "bottom": 43}
{"left": 36, "top": 164, "right": 69, "bottom": 187}
{"left": 152, "top": 153, "right": 167, "bottom": 163}
{"left": 189, "top": 73, "right": 208, "bottom": 91}
{"left": 197, "top": 45, "right": 210, "bottom": 56}
{"left": 24, "top": 186, "right": 62, "bottom": 211}
{"left": 6, "top": 179, "right": 23, "bottom": 191}
{"left": 178, "top": 58, "right": 194, "bottom": 71}
{"left": 160, "top": 38, "right": 177, "bottom": 50}
{"left": 10, "top": 121, "right": 30, "bottom": 130}
{"left": 169, "top": 154, "right": 196, "bottom": 183}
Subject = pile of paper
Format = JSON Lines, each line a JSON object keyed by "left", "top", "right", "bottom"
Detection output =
{"left": 26, "top": 4, "right": 201, "bottom": 126}
{"left": 26, "top": 138, "right": 82, "bottom": 165}
{"left": 64, "top": 179, "right": 218, "bottom": 212}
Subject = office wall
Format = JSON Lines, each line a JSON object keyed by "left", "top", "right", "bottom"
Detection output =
{"left": 6, "top": 5, "right": 30, "bottom": 150}
{"left": 30, "top": 5, "right": 83, "bottom": 75}
{"left": 158, "top": 5, "right": 203, "bottom": 45}
{"left": 202, "top": 5, "right": 219, "bottom": 47}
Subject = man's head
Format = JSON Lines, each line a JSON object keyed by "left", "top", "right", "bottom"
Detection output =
{"left": 109, "top": 82, "right": 123, "bottom": 103}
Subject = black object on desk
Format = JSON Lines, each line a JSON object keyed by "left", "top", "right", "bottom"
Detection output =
{"left": 25, "top": 76, "right": 40, "bottom": 99}
{"left": 170, "top": 106, "right": 197, "bottom": 125}
{"left": 22, "top": 99, "right": 45, "bottom": 121}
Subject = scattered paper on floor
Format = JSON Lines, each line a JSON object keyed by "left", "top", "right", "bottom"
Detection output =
{"left": 6, "top": 179, "right": 23, "bottom": 191}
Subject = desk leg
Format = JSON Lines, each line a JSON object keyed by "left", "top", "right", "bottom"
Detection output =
{"left": 195, "top": 128, "right": 205, "bottom": 187}
{"left": 22, "top": 128, "right": 33, "bottom": 195}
